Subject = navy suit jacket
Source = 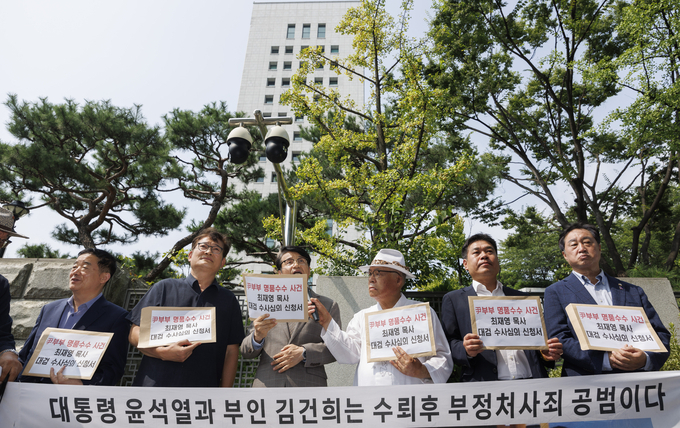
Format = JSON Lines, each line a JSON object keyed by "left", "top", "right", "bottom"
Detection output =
{"left": 0, "top": 275, "right": 15, "bottom": 353}
{"left": 18, "top": 296, "right": 130, "bottom": 385}
{"left": 544, "top": 273, "right": 670, "bottom": 376}
{"left": 441, "top": 285, "right": 552, "bottom": 382}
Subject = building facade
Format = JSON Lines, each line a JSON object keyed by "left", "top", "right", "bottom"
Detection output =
{"left": 235, "top": 1, "right": 363, "bottom": 276}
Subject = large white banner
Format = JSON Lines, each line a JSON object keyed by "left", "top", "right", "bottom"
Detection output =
{"left": 1, "top": 371, "right": 679, "bottom": 427}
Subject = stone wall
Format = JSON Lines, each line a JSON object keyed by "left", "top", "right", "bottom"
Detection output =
{"left": 1, "top": 258, "right": 141, "bottom": 348}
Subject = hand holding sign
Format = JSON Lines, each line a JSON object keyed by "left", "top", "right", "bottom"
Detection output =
{"left": 541, "top": 337, "right": 564, "bottom": 361}
{"left": 463, "top": 333, "right": 485, "bottom": 358}
{"left": 609, "top": 344, "right": 647, "bottom": 371}
{"left": 252, "top": 314, "right": 277, "bottom": 343}
{"left": 49, "top": 366, "right": 83, "bottom": 385}
{"left": 390, "top": 346, "right": 429, "bottom": 379}
{"left": 154, "top": 339, "right": 201, "bottom": 363}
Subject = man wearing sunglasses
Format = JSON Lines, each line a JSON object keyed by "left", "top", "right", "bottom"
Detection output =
{"left": 241, "top": 246, "right": 341, "bottom": 387}
{"left": 128, "top": 227, "right": 245, "bottom": 387}
{"left": 310, "top": 249, "right": 453, "bottom": 386}
{"left": 0, "top": 207, "right": 29, "bottom": 382}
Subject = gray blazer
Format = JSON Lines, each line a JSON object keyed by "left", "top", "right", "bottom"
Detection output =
{"left": 240, "top": 289, "right": 341, "bottom": 387}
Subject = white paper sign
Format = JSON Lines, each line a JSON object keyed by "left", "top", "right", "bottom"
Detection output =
{"left": 137, "top": 307, "right": 216, "bottom": 348}
{"left": 469, "top": 296, "right": 548, "bottom": 349}
{"left": 567, "top": 303, "right": 667, "bottom": 352}
{"left": 365, "top": 303, "right": 436, "bottom": 362}
{"left": 243, "top": 274, "right": 308, "bottom": 322}
{"left": 22, "top": 328, "right": 113, "bottom": 380}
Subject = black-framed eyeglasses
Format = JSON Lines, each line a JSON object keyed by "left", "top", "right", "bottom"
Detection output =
{"left": 196, "top": 242, "right": 223, "bottom": 254}
{"left": 0, "top": 238, "right": 11, "bottom": 249}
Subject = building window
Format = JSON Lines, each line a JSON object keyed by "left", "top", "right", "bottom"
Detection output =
{"left": 325, "top": 219, "right": 333, "bottom": 236}
{"left": 269, "top": 62, "right": 277, "bottom": 70}
{"left": 287, "top": 24, "right": 295, "bottom": 39}
{"left": 285, "top": 45, "right": 293, "bottom": 54}
{"left": 302, "top": 24, "right": 310, "bottom": 39}
{"left": 301, "top": 45, "right": 308, "bottom": 53}
{"left": 266, "top": 238, "right": 277, "bottom": 248}
{"left": 314, "top": 77, "right": 323, "bottom": 85}
{"left": 331, "top": 45, "right": 339, "bottom": 54}
{"left": 292, "top": 152, "right": 301, "bottom": 162}
{"left": 271, "top": 46, "right": 279, "bottom": 54}
{"left": 293, "top": 131, "right": 302, "bottom": 141}
{"left": 271, "top": 173, "right": 277, "bottom": 182}
{"left": 317, "top": 45, "right": 325, "bottom": 53}
{"left": 282, "top": 77, "right": 290, "bottom": 87}
{"left": 316, "top": 62, "right": 323, "bottom": 70}
{"left": 299, "top": 61, "right": 306, "bottom": 69}
{"left": 329, "top": 77, "right": 338, "bottom": 86}
{"left": 318, "top": 24, "right": 326, "bottom": 38}
{"left": 267, "top": 78, "right": 275, "bottom": 87}
{"left": 264, "top": 95, "right": 274, "bottom": 104}
{"left": 256, "top": 176, "right": 265, "bottom": 183}
{"left": 259, "top": 155, "right": 267, "bottom": 162}
{"left": 283, "top": 61, "right": 292, "bottom": 70}
{"left": 263, "top": 112, "right": 272, "bottom": 117}
{"left": 278, "top": 112, "right": 287, "bottom": 118}
{"left": 295, "top": 115, "right": 304, "bottom": 123}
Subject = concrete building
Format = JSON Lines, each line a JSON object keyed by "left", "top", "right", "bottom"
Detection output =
{"left": 235, "top": 1, "right": 364, "bottom": 276}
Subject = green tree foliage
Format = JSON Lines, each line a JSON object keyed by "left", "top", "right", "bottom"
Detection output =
{"left": 144, "top": 102, "right": 267, "bottom": 281}
{"left": 661, "top": 322, "right": 680, "bottom": 371}
{"left": 16, "top": 243, "right": 71, "bottom": 259}
{"left": 117, "top": 251, "right": 177, "bottom": 282}
{"left": 214, "top": 191, "right": 281, "bottom": 273}
{"left": 0, "top": 95, "right": 185, "bottom": 249}
{"left": 597, "top": 0, "right": 680, "bottom": 271}
{"left": 278, "top": 0, "right": 501, "bottom": 288}
{"left": 498, "top": 208, "right": 569, "bottom": 289}
{"left": 426, "top": 0, "right": 680, "bottom": 276}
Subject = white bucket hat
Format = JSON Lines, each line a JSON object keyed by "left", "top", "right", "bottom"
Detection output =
{"left": 359, "top": 249, "right": 416, "bottom": 279}
{"left": 0, "top": 207, "right": 29, "bottom": 239}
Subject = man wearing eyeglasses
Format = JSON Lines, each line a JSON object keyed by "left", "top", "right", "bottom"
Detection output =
{"left": 310, "top": 249, "right": 453, "bottom": 386}
{"left": 0, "top": 207, "right": 29, "bottom": 382}
{"left": 241, "top": 246, "right": 341, "bottom": 387}
{"left": 128, "top": 227, "right": 245, "bottom": 387}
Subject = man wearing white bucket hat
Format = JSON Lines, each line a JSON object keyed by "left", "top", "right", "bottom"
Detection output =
{"left": 310, "top": 249, "right": 453, "bottom": 386}
{"left": 0, "top": 206, "right": 29, "bottom": 382}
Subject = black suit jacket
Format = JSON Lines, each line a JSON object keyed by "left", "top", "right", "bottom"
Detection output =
{"left": 441, "top": 285, "right": 552, "bottom": 382}
{"left": 18, "top": 296, "right": 130, "bottom": 385}
{"left": 544, "top": 273, "right": 670, "bottom": 376}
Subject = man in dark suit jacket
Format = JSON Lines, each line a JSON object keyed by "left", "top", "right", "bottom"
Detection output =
{"left": 18, "top": 248, "right": 129, "bottom": 386}
{"left": 241, "top": 246, "right": 341, "bottom": 387}
{"left": 544, "top": 223, "right": 670, "bottom": 376}
{"left": 0, "top": 207, "right": 29, "bottom": 382}
{"left": 441, "top": 233, "right": 562, "bottom": 382}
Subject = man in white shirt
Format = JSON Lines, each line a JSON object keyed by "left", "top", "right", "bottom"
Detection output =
{"left": 310, "top": 249, "right": 453, "bottom": 386}
{"left": 544, "top": 223, "right": 670, "bottom": 376}
{"left": 441, "top": 233, "right": 563, "bottom": 383}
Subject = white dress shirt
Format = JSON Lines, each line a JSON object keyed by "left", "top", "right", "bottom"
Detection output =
{"left": 321, "top": 294, "right": 453, "bottom": 386}
{"left": 473, "top": 281, "right": 533, "bottom": 380}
